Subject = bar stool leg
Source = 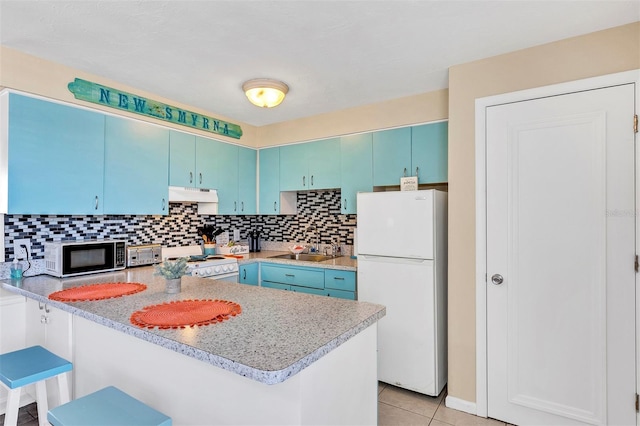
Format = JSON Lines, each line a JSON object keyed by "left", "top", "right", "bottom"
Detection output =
{"left": 35, "top": 381, "right": 48, "bottom": 426}
{"left": 4, "top": 388, "right": 21, "bottom": 426}
{"left": 56, "top": 373, "right": 70, "bottom": 405}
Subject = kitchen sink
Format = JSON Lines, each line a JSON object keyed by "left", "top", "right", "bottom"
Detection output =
{"left": 271, "top": 253, "right": 338, "bottom": 262}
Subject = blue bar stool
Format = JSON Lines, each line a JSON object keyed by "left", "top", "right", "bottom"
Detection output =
{"left": 0, "top": 345, "right": 72, "bottom": 426}
{"left": 48, "top": 386, "right": 171, "bottom": 426}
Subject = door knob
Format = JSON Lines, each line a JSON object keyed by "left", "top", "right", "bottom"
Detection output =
{"left": 491, "top": 274, "right": 504, "bottom": 285}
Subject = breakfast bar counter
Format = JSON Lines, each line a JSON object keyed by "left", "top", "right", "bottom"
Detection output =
{"left": 1, "top": 268, "right": 384, "bottom": 425}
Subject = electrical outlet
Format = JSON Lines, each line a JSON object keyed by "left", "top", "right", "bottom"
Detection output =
{"left": 233, "top": 229, "right": 240, "bottom": 241}
{"left": 14, "top": 238, "right": 31, "bottom": 260}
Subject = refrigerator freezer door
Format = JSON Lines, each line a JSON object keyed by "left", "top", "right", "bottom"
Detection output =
{"left": 357, "top": 255, "right": 440, "bottom": 395}
{"left": 356, "top": 190, "right": 434, "bottom": 259}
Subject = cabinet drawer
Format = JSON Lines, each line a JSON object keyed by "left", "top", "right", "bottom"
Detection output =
{"left": 324, "top": 270, "right": 356, "bottom": 291}
{"left": 261, "top": 264, "right": 324, "bottom": 289}
{"left": 261, "top": 281, "right": 291, "bottom": 291}
{"left": 291, "top": 286, "right": 326, "bottom": 296}
{"left": 326, "top": 289, "right": 356, "bottom": 300}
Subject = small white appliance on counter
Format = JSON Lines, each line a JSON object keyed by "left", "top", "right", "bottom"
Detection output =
{"left": 44, "top": 240, "right": 126, "bottom": 277}
{"left": 126, "top": 244, "right": 162, "bottom": 267}
{"left": 162, "top": 246, "right": 239, "bottom": 282}
{"left": 356, "top": 189, "right": 447, "bottom": 396}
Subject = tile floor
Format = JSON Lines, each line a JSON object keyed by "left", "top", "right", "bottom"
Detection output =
{"left": 3, "top": 384, "right": 510, "bottom": 426}
{"left": 378, "top": 382, "right": 510, "bottom": 426}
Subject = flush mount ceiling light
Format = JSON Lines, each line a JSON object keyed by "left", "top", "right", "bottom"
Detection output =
{"left": 242, "top": 79, "right": 289, "bottom": 108}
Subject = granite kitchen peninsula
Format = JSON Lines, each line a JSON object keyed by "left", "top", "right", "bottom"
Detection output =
{"left": 2, "top": 267, "right": 385, "bottom": 425}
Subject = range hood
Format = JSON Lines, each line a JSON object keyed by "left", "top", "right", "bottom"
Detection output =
{"left": 168, "top": 186, "right": 218, "bottom": 215}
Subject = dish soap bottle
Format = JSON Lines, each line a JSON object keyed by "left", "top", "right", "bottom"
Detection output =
{"left": 10, "top": 258, "right": 23, "bottom": 279}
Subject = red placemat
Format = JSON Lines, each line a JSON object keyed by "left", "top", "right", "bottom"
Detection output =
{"left": 49, "top": 282, "right": 147, "bottom": 302}
{"left": 130, "top": 299, "right": 242, "bottom": 330}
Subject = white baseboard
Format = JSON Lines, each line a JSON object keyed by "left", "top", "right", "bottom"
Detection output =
{"left": 445, "top": 395, "right": 477, "bottom": 415}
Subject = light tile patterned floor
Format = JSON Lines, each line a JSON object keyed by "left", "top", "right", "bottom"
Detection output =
{"left": 378, "top": 382, "right": 509, "bottom": 426}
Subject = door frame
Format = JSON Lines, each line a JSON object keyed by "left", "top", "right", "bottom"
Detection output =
{"left": 474, "top": 69, "right": 640, "bottom": 418}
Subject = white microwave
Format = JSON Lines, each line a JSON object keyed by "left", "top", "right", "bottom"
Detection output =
{"left": 44, "top": 240, "right": 126, "bottom": 277}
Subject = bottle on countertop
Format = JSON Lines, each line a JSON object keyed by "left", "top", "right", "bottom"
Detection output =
{"left": 10, "top": 258, "right": 23, "bottom": 279}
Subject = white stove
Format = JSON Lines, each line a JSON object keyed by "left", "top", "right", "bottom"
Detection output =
{"left": 162, "top": 246, "right": 239, "bottom": 281}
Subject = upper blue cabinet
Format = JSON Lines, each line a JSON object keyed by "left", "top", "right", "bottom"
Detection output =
{"left": 169, "top": 131, "right": 220, "bottom": 190}
{"left": 372, "top": 127, "right": 412, "bottom": 186}
{"left": 104, "top": 116, "right": 170, "bottom": 215}
{"left": 216, "top": 143, "right": 257, "bottom": 215}
{"left": 279, "top": 138, "right": 341, "bottom": 191}
{"left": 6, "top": 93, "right": 106, "bottom": 214}
{"left": 372, "top": 122, "right": 448, "bottom": 186}
{"left": 410, "top": 122, "right": 448, "bottom": 184}
{"left": 259, "top": 147, "right": 280, "bottom": 214}
{"left": 340, "top": 133, "right": 373, "bottom": 214}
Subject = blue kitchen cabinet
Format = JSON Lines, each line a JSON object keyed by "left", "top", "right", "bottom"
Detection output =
{"left": 104, "top": 116, "right": 170, "bottom": 215}
{"left": 372, "top": 127, "right": 412, "bottom": 186}
{"left": 7, "top": 93, "right": 106, "bottom": 214}
{"left": 261, "top": 264, "right": 325, "bottom": 289}
{"left": 260, "top": 263, "right": 356, "bottom": 299}
{"left": 411, "top": 122, "right": 448, "bottom": 183}
{"left": 307, "top": 138, "right": 341, "bottom": 190}
{"left": 195, "top": 137, "right": 219, "bottom": 189}
{"left": 279, "top": 143, "right": 309, "bottom": 191}
{"left": 340, "top": 133, "right": 373, "bottom": 214}
{"left": 325, "top": 269, "right": 356, "bottom": 300}
{"left": 216, "top": 143, "right": 256, "bottom": 215}
{"left": 261, "top": 281, "right": 291, "bottom": 291}
{"left": 169, "top": 131, "right": 196, "bottom": 187}
{"left": 279, "top": 139, "right": 340, "bottom": 191}
{"left": 169, "top": 132, "right": 219, "bottom": 189}
{"left": 238, "top": 147, "right": 257, "bottom": 214}
{"left": 239, "top": 263, "right": 259, "bottom": 286}
{"left": 259, "top": 147, "right": 280, "bottom": 214}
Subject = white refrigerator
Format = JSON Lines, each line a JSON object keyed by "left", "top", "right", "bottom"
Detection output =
{"left": 356, "top": 189, "right": 447, "bottom": 396}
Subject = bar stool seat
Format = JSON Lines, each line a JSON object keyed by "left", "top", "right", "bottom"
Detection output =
{"left": 0, "top": 345, "right": 72, "bottom": 426}
{"left": 48, "top": 386, "right": 171, "bottom": 426}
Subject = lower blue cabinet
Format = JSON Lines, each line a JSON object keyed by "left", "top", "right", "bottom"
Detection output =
{"left": 259, "top": 263, "right": 356, "bottom": 300}
{"left": 239, "top": 263, "right": 259, "bottom": 286}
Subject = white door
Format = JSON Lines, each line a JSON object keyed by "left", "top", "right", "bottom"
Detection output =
{"left": 357, "top": 190, "right": 434, "bottom": 259}
{"left": 486, "top": 84, "right": 636, "bottom": 425}
{"left": 357, "top": 255, "right": 441, "bottom": 395}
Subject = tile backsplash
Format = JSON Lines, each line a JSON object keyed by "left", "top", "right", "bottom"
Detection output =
{"left": 3, "top": 190, "right": 356, "bottom": 261}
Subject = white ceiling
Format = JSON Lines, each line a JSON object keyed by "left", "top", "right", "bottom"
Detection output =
{"left": 1, "top": 1, "right": 639, "bottom": 127}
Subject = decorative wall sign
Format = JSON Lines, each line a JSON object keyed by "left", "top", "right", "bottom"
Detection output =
{"left": 68, "top": 78, "right": 242, "bottom": 139}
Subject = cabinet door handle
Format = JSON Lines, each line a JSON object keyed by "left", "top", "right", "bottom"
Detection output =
{"left": 274, "top": 201, "right": 277, "bottom": 212}
{"left": 403, "top": 167, "right": 407, "bottom": 177}
{"left": 95, "top": 196, "right": 99, "bottom": 210}
{"left": 285, "top": 274, "right": 295, "bottom": 277}
{"left": 199, "top": 173, "right": 203, "bottom": 184}
{"left": 415, "top": 167, "right": 419, "bottom": 177}
{"left": 162, "top": 198, "right": 166, "bottom": 211}
{"left": 243, "top": 269, "right": 247, "bottom": 280}
{"left": 303, "top": 176, "right": 306, "bottom": 187}
{"left": 311, "top": 175, "right": 314, "bottom": 186}
{"left": 241, "top": 201, "right": 244, "bottom": 212}
{"left": 343, "top": 198, "right": 347, "bottom": 210}
{"left": 334, "top": 277, "right": 345, "bottom": 280}
{"left": 190, "top": 172, "right": 193, "bottom": 184}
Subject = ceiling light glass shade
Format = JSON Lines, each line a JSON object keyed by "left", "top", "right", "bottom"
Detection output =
{"left": 242, "top": 79, "right": 289, "bottom": 108}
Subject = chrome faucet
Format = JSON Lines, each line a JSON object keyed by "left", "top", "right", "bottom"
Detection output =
{"left": 306, "top": 225, "right": 320, "bottom": 253}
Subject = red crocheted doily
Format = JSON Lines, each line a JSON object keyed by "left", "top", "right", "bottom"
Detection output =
{"left": 48, "top": 283, "right": 147, "bottom": 302}
{"left": 130, "top": 299, "right": 242, "bottom": 329}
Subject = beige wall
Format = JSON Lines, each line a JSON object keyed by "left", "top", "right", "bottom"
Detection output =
{"left": 0, "top": 46, "right": 259, "bottom": 147}
{"left": 447, "top": 21, "right": 640, "bottom": 403}
{"left": 258, "top": 89, "right": 448, "bottom": 146}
